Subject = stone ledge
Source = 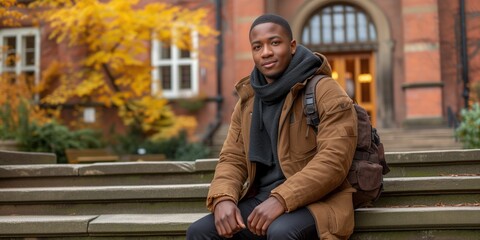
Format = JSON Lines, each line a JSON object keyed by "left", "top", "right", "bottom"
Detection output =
{"left": 2, "top": 177, "right": 479, "bottom": 203}
{"left": 78, "top": 161, "right": 196, "bottom": 176}
{"left": 0, "top": 208, "right": 479, "bottom": 237}
{"left": 385, "top": 149, "right": 480, "bottom": 164}
{"left": 0, "top": 161, "right": 200, "bottom": 178}
{"left": 0, "top": 184, "right": 210, "bottom": 202}
{"left": 88, "top": 213, "right": 209, "bottom": 235}
{"left": 0, "top": 215, "right": 97, "bottom": 235}
{"left": 355, "top": 207, "right": 480, "bottom": 231}
{"left": 194, "top": 158, "right": 218, "bottom": 171}
{"left": 1, "top": 150, "right": 478, "bottom": 179}
{"left": 0, "top": 164, "right": 79, "bottom": 178}
{"left": 383, "top": 176, "right": 480, "bottom": 193}
{"left": 0, "top": 150, "right": 57, "bottom": 165}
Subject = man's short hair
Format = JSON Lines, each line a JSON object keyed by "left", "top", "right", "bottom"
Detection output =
{"left": 249, "top": 14, "right": 293, "bottom": 40}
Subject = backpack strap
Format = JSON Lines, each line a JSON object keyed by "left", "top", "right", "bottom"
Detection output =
{"left": 304, "top": 75, "right": 328, "bottom": 131}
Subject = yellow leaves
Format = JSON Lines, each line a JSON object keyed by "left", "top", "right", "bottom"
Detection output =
{"left": 0, "top": 72, "right": 54, "bottom": 134}
{"left": 21, "top": 0, "right": 216, "bottom": 139}
{"left": 0, "top": 0, "right": 27, "bottom": 27}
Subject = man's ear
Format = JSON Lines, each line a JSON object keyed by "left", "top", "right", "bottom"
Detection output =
{"left": 290, "top": 39, "right": 297, "bottom": 55}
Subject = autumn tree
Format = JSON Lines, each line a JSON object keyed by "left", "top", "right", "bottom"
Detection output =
{"left": 30, "top": 0, "right": 217, "bottom": 140}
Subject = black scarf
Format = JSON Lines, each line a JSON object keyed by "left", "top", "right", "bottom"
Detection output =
{"left": 248, "top": 45, "right": 322, "bottom": 166}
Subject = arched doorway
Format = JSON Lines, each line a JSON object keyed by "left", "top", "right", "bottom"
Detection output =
{"left": 291, "top": 0, "right": 394, "bottom": 128}
{"left": 301, "top": 3, "right": 378, "bottom": 126}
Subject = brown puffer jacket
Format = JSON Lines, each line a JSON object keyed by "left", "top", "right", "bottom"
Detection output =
{"left": 207, "top": 53, "right": 358, "bottom": 239}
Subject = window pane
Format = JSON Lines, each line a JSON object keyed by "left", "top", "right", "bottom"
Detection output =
{"left": 333, "top": 12, "right": 344, "bottom": 43}
{"left": 322, "top": 13, "right": 332, "bottom": 43}
{"left": 3, "top": 36, "right": 17, "bottom": 68}
{"left": 302, "top": 27, "right": 310, "bottom": 44}
{"left": 310, "top": 15, "right": 321, "bottom": 44}
{"left": 159, "top": 66, "right": 171, "bottom": 90}
{"left": 179, "top": 65, "right": 191, "bottom": 90}
{"left": 159, "top": 42, "right": 171, "bottom": 59}
{"left": 357, "top": 13, "right": 367, "bottom": 41}
{"left": 346, "top": 12, "right": 356, "bottom": 42}
{"left": 180, "top": 48, "right": 190, "bottom": 58}
{"left": 369, "top": 23, "right": 377, "bottom": 41}
{"left": 23, "top": 36, "right": 35, "bottom": 66}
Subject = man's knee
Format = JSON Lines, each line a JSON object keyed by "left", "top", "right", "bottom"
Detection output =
{"left": 186, "top": 214, "right": 218, "bottom": 240}
{"left": 267, "top": 220, "right": 296, "bottom": 239}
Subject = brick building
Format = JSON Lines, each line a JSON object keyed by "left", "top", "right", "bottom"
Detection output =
{"left": 1, "top": 0, "right": 479, "bottom": 142}
{"left": 220, "top": 0, "right": 480, "bottom": 130}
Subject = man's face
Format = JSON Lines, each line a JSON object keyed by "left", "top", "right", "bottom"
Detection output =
{"left": 249, "top": 22, "right": 296, "bottom": 83}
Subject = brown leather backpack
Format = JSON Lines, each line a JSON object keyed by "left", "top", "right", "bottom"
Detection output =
{"left": 304, "top": 75, "right": 390, "bottom": 208}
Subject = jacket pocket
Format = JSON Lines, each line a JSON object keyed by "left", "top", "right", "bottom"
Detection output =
{"left": 289, "top": 117, "right": 316, "bottom": 156}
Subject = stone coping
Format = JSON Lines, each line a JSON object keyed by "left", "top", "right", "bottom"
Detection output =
{"left": 0, "top": 207, "right": 479, "bottom": 237}
{"left": 0, "top": 184, "right": 210, "bottom": 202}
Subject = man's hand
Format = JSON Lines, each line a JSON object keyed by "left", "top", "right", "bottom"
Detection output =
{"left": 214, "top": 200, "right": 246, "bottom": 238}
{"left": 247, "top": 196, "right": 285, "bottom": 236}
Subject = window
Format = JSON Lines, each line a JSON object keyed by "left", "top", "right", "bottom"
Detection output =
{"left": 0, "top": 28, "right": 40, "bottom": 95}
{"left": 302, "top": 4, "right": 377, "bottom": 51}
{"left": 151, "top": 31, "right": 199, "bottom": 99}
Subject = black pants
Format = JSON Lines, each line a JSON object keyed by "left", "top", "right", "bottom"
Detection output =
{"left": 186, "top": 196, "right": 319, "bottom": 240}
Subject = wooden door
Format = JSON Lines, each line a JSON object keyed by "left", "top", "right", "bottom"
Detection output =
{"left": 327, "top": 53, "right": 377, "bottom": 126}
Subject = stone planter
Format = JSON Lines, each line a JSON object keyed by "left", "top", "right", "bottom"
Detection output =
{"left": 0, "top": 140, "right": 20, "bottom": 151}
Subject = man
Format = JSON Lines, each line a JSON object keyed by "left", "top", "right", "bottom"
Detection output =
{"left": 187, "top": 14, "right": 357, "bottom": 240}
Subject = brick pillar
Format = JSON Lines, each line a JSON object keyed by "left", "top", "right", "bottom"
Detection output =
{"left": 401, "top": 0, "right": 444, "bottom": 127}
{"left": 222, "top": 0, "right": 266, "bottom": 122}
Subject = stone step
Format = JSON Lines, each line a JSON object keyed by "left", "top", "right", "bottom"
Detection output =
{"left": 1, "top": 150, "right": 479, "bottom": 189}
{"left": 375, "top": 176, "right": 480, "bottom": 207}
{"left": 0, "top": 207, "right": 479, "bottom": 238}
{"left": 0, "top": 184, "right": 210, "bottom": 215}
{"left": 210, "top": 126, "right": 464, "bottom": 156}
{"left": 386, "top": 149, "right": 480, "bottom": 177}
{"left": 1, "top": 176, "right": 479, "bottom": 215}
{"left": 0, "top": 159, "right": 217, "bottom": 188}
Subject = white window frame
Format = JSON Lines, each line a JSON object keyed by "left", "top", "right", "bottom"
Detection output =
{"left": 0, "top": 28, "right": 41, "bottom": 87}
{"left": 151, "top": 31, "right": 199, "bottom": 99}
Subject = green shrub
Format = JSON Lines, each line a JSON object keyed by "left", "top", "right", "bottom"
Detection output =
{"left": 18, "top": 121, "right": 104, "bottom": 164}
{"left": 455, "top": 103, "right": 480, "bottom": 149}
{"left": 114, "top": 129, "right": 210, "bottom": 161}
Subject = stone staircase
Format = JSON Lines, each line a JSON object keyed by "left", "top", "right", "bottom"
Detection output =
{"left": 209, "top": 124, "right": 464, "bottom": 157}
{"left": 1, "top": 149, "right": 480, "bottom": 239}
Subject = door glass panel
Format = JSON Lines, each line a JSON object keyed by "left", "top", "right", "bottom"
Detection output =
{"left": 360, "top": 83, "right": 371, "bottom": 103}
{"left": 345, "top": 59, "right": 355, "bottom": 99}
